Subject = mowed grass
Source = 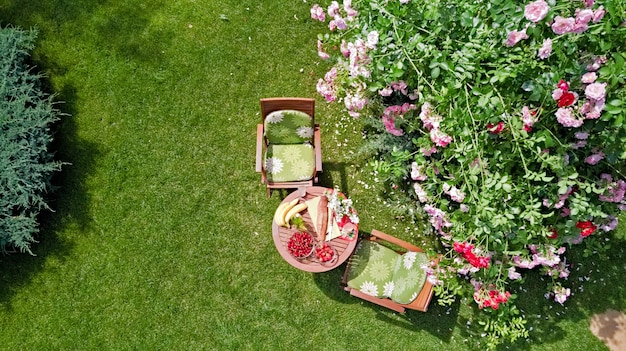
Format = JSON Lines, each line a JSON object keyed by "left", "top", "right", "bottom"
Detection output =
{"left": 0, "top": 1, "right": 624, "bottom": 350}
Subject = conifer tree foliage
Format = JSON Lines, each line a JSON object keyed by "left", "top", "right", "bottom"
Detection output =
{"left": 0, "top": 27, "right": 62, "bottom": 254}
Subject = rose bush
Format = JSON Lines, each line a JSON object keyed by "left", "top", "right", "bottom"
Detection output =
{"left": 311, "top": 0, "right": 625, "bottom": 348}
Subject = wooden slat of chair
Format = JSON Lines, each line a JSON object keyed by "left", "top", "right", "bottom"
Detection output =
{"left": 260, "top": 97, "right": 315, "bottom": 120}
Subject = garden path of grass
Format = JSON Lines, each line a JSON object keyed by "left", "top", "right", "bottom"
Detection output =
{"left": 0, "top": 1, "right": 624, "bottom": 350}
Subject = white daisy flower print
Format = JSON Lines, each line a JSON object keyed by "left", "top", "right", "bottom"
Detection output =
{"left": 383, "top": 281, "right": 395, "bottom": 297}
{"left": 405, "top": 269, "right": 423, "bottom": 288}
{"left": 266, "top": 111, "right": 284, "bottom": 124}
{"left": 403, "top": 252, "right": 417, "bottom": 269}
{"left": 366, "top": 260, "right": 392, "bottom": 281}
{"left": 292, "top": 159, "right": 313, "bottom": 180}
{"left": 296, "top": 126, "right": 314, "bottom": 138}
{"left": 282, "top": 146, "right": 303, "bottom": 164}
{"left": 409, "top": 291, "right": 418, "bottom": 302}
{"left": 360, "top": 281, "right": 378, "bottom": 297}
{"left": 394, "top": 276, "right": 408, "bottom": 295}
{"left": 369, "top": 247, "right": 387, "bottom": 261}
{"left": 265, "top": 157, "right": 283, "bottom": 174}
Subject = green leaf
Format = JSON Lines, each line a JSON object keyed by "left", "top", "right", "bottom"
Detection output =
{"left": 431, "top": 66, "right": 440, "bottom": 78}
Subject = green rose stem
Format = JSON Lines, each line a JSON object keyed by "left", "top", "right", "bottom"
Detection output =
{"left": 375, "top": 4, "right": 436, "bottom": 92}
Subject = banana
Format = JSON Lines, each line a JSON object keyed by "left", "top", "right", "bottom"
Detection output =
{"left": 284, "top": 203, "right": 308, "bottom": 225}
{"left": 273, "top": 202, "right": 289, "bottom": 226}
{"left": 276, "top": 198, "right": 299, "bottom": 227}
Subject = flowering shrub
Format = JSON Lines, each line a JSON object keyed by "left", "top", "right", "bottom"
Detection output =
{"left": 311, "top": 0, "right": 625, "bottom": 348}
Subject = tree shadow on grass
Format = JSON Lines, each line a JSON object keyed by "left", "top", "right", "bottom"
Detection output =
{"left": 318, "top": 161, "right": 350, "bottom": 195}
{"left": 0, "top": 0, "right": 176, "bottom": 305}
{"left": 0, "top": 78, "right": 100, "bottom": 307}
{"left": 0, "top": 0, "right": 173, "bottom": 67}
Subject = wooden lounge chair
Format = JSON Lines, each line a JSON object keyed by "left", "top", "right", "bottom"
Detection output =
{"left": 341, "top": 229, "right": 435, "bottom": 313}
{"left": 256, "top": 98, "right": 322, "bottom": 197}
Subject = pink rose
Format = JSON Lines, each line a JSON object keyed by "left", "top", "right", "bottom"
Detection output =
{"left": 584, "top": 0, "right": 595, "bottom": 7}
{"left": 587, "top": 56, "right": 607, "bottom": 72}
{"left": 317, "top": 40, "right": 330, "bottom": 59}
{"left": 593, "top": 6, "right": 605, "bottom": 23}
{"left": 585, "top": 152, "right": 604, "bottom": 165}
{"left": 332, "top": 16, "right": 347, "bottom": 30}
{"left": 383, "top": 116, "right": 403, "bottom": 136}
{"left": 316, "top": 79, "right": 337, "bottom": 102}
{"left": 585, "top": 99, "right": 605, "bottom": 119}
{"left": 391, "top": 80, "right": 408, "bottom": 95}
{"left": 576, "top": 9, "right": 594, "bottom": 24}
{"left": 538, "top": 38, "right": 552, "bottom": 59}
{"left": 552, "top": 16, "right": 575, "bottom": 34}
{"left": 366, "top": 31, "right": 379, "bottom": 49}
{"left": 411, "top": 162, "right": 428, "bottom": 181}
{"left": 575, "top": 132, "right": 589, "bottom": 140}
{"left": 579, "top": 101, "right": 592, "bottom": 114}
{"left": 421, "top": 146, "right": 437, "bottom": 157}
{"left": 572, "top": 21, "right": 589, "bottom": 34}
{"left": 343, "top": 0, "right": 358, "bottom": 19}
{"left": 585, "top": 82, "right": 607, "bottom": 100}
{"left": 430, "top": 128, "right": 452, "bottom": 147}
{"left": 505, "top": 28, "right": 528, "bottom": 47}
{"left": 310, "top": 4, "right": 326, "bottom": 21}
{"left": 340, "top": 40, "right": 350, "bottom": 58}
{"left": 555, "top": 107, "right": 583, "bottom": 128}
{"left": 413, "top": 183, "right": 429, "bottom": 203}
{"left": 327, "top": 1, "right": 340, "bottom": 17}
{"left": 552, "top": 88, "right": 564, "bottom": 101}
{"left": 324, "top": 67, "right": 337, "bottom": 81}
{"left": 581, "top": 72, "right": 597, "bottom": 84}
{"left": 522, "top": 106, "right": 538, "bottom": 126}
{"left": 379, "top": 87, "right": 392, "bottom": 96}
{"left": 524, "top": 0, "right": 550, "bottom": 23}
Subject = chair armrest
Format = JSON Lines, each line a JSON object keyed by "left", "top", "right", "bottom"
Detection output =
{"left": 349, "top": 289, "right": 406, "bottom": 313}
{"left": 256, "top": 124, "right": 264, "bottom": 173}
{"left": 314, "top": 124, "right": 322, "bottom": 172}
{"left": 370, "top": 229, "right": 423, "bottom": 253}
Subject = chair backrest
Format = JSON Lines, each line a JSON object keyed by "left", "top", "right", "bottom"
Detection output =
{"left": 261, "top": 98, "right": 316, "bottom": 145}
{"left": 260, "top": 98, "right": 315, "bottom": 120}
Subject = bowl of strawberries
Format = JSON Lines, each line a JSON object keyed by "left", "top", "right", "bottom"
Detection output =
{"left": 315, "top": 242, "right": 337, "bottom": 266}
{"left": 287, "top": 231, "right": 315, "bottom": 260}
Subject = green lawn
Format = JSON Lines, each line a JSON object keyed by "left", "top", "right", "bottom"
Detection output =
{"left": 0, "top": 1, "right": 624, "bottom": 350}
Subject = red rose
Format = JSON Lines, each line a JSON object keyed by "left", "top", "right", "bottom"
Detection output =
{"left": 581, "top": 227, "right": 596, "bottom": 237}
{"left": 454, "top": 242, "right": 474, "bottom": 254}
{"left": 557, "top": 91, "right": 576, "bottom": 107}
{"left": 576, "top": 221, "right": 597, "bottom": 237}
{"left": 487, "top": 121, "right": 505, "bottom": 134}
{"left": 548, "top": 229, "right": 558, "bottom": 239}
{"left": 557, "top": 79, "right": 569, "bottom": 91}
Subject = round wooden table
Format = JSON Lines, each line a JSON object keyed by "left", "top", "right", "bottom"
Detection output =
{"left": 272, "top": 186, "right": 358, "bottom": 272}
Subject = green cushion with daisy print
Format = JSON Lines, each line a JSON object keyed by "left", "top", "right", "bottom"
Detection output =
{"left": 346, "top": 240, "right": 400, "bottom": 298}
{"left": 389, "top": 251, "right": 428, "bottom": 304}
{"left": 264, "top": 143, "right": 316, "bottom": 182}
{"left": 264, "top": 110, "right": 314, "bottom": 145}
